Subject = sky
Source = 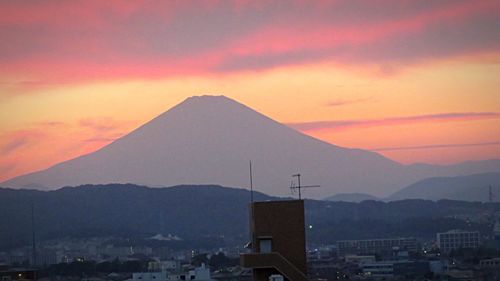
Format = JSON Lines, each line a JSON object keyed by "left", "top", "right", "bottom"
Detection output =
{"left": 1, "top": 0, "right": 499, "bottom": 183}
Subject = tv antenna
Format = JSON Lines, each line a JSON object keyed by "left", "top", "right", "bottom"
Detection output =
{"left": 290, "top": 173, "right": 320, "bottom": 200}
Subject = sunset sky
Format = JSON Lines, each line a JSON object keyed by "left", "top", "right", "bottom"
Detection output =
{"left": 1, "top": 0, "right": 499, "bottom": 183}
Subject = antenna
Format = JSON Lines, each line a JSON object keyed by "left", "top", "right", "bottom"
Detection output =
{"left": 489, "top": 185, "right": 494, "bottom": 203}
{"left": 249, "top": 161, "right": 254, "bottom": 202}
{"left": 289, "top": 173, "right": 320, "bottom": 200}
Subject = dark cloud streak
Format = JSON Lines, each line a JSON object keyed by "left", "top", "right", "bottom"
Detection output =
{"left": 370, "top": 141, "right": 500, "bottom": 152}
{"left": 287, "top": 112, "right": 500, "bottom": 131}
{"left": 1, "top": 137, "right": 28, "bottom": 155}
{"left": 326, "top": 97, "right": 373, "bottom": 107}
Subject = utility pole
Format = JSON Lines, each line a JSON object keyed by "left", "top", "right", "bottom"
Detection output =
{"left": 31, "top": 201, "right": 36, "bottom": 267}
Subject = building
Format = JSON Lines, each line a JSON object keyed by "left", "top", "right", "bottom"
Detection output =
{"left": 240, "top": 200, "right": 308, "bottom": 281}
{"left": 0, "top": 268, "right": 37, "bottom": 281}
{"left": 133, "top": 271, "right": 167, "bottom": 281}
{"left": 134, "top": 264, "right": 212, "bottom": 281}
{"left": 480, "top": 257, "right": 500, "bottom": 268}
{"left": 148, "top": 260, "right": 181, "bottom": 274}
{"left": 336, "top": 237, "right": 417, "bottom": 257}
{"left": 436, "top": 230, "right": 480, "bottom": 253}
{"left": 429, "top": 260, "right": 449, "bottom": 274}
{"left": 362, "top": 261, "right": 430, "bottom": 279}
{"left": 167, "top": 264, "right": 213, "bottom": 281}
{"left": 211, "top": 267, "right": 251, "bottom": 281}
{"left": 35, "top": 249, "right": 57, "bottom": 266}
{"left": 344, "top": 255, "right": 375, "bottom": 265}
{"left": 392, "top": 261, "right": 430, "bottom": 279}
{"left": 307, "top": 258, "right": 339, "bottom": 281}
{"left": 494, "top": 219, "right": 500, "bottom": 249}
{"left": 361, "top": 262, "right": 394, "bottom": 278}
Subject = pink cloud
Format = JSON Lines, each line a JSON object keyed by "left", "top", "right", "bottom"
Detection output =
{"left": 287, "top": 112, "right": 500, "bottom": 131}
{"left": 0, "top": 0, "right": 498, "bottom": 86}
{"left": 215, "top": 0, "right": 499, "bottom": 71}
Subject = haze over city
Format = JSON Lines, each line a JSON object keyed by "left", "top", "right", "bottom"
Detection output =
{"left": 1, "top": 0, "right": 499, "bottom": 186}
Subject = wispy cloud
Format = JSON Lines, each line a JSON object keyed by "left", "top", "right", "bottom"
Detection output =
{"left": 370, "top": 141, "right": 500, "bottom": 152}
{"left": 83, "top": 132, "right": 126, "bottom": 143}
{"left": 0, "top": 119, "right": 128, "bottom": 182}
{"left": 79, "top": 117, "right": 123, "bottom": 132}
{"left": 78, "top": 118, "right": 133, "bottom": 147}
{"left": 38, "top": 121, "right": 65, "bottom": 127}
{"left": 1, "top": 137, "right": 29, "bottom": 155}
{"left": 0, "top": 163, "right": 16, "bottom": 175}
{"left": 326, "top": 97, "right": 373, "bottom": 107}
{"left": 0, "top": 121, "right": 67, "bottom": 155}
{"left": 287, "top": 112, "right": 500, "bottom": 131}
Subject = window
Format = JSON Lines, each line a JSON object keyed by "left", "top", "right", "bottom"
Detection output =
{"left": 259, "top": 238, "right": 272, "bottom": 253}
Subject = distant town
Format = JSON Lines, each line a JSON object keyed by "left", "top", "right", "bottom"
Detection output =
{"left": 2, "top": 188, "right": 500, "bottom": 281}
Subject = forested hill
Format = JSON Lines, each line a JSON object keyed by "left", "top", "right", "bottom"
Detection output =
{"left": 1, "top": 184, "right": 497, "bottom": 249}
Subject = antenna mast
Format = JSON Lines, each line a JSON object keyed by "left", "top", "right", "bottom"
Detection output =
{"left": 249, "top": 161, "right": 254, "bottom": 202}
{"left": 31, "top": 201, "right": 36, "bottom": 267}
{"left": 290, "top": 173, "right": 320, "bottom": 200}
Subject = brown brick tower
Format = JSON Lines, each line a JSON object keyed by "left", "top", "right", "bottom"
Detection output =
{"left": 240, "top": 200, "right": 308, "bottom": 281}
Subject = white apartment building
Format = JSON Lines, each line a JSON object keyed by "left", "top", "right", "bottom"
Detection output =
{"left": 436, "top": 230, "right": 480, "bottom": 253}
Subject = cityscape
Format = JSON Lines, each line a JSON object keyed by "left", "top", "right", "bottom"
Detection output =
{"left": 1, "top": 183, "right": 500, "bottom": 280}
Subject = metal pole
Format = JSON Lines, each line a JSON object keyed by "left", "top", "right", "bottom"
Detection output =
{"left": 249, "top": 161, "right": 254, "bottom": 202}
{"left": 298, "top": 174, "right": 301, "bottom": 200}
{"left": 31, "top": 201, "right": 36, "bottom": 267}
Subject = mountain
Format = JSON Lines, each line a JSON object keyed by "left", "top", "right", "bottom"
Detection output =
{"left": 2, "top": 95, "right": 500, "bottom": 198}
{"left": 387, "top": 172, "right": 500, "bottom": 202}
{"left": 0, "top": 184, "right": 497, "bottom": 249}
{"left": 325, "top": 193, "right": 380, "bottom": 202}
